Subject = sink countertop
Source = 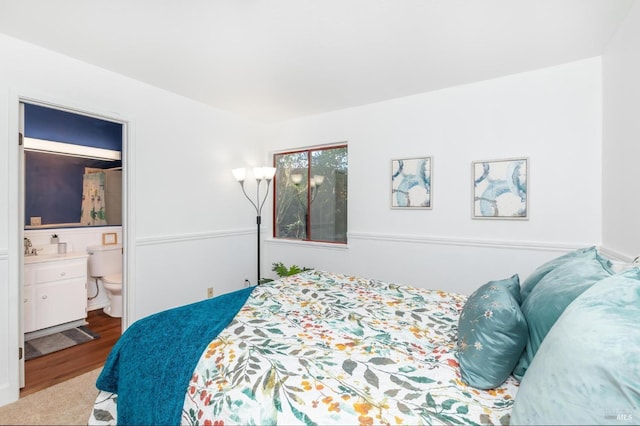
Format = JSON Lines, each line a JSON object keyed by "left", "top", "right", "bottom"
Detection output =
{"left": 24, "top": 252, "right": 89, "bottom": 264}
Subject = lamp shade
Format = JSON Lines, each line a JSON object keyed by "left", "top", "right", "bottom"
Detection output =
{"left": 253, "top": 167, "right": 265, "bottom": 180}
{"left": 232, "top": 168, "right": 246, "bottom": 182}
{"left": 263, "top": 167, "right": 276, "bottom": 180}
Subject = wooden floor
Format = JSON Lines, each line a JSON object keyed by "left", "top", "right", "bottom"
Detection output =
{"left": 21, "top": 309, "right": 122, "bottom": 397}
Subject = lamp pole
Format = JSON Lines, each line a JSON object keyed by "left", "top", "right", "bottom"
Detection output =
{"left": 232, "top": 167, "right": 276, "bottom": 285}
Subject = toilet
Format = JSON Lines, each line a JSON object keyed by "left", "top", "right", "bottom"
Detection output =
{"left": 87, "top": 244, "right": 123, "bottom": 318}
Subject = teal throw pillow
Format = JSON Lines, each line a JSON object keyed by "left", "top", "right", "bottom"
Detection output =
{"left": 519, "top": 246, "right": 601, "bottom": 302}
{"left": 511, "top": 268, "right": 640, "bottom": 425}
{"left": 457, "top": 275, "right": 527, "bottom": 389}
{"left": 513, "top": 254, "right": 613, "bottom": 379}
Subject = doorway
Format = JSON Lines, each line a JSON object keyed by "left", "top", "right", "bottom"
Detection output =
{"left": 18, "top": 100, "right": 128, "bottom": 393}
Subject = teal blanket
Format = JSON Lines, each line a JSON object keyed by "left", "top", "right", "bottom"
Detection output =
{"left": 96, "top": 286, "right": 254, "bottom": 425}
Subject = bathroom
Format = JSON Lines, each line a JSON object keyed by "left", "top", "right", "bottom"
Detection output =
{"left": 23, "top": 227, "right": 123, "bottom": 317}
{"left": 22, "top": 102, "right": 125, "bottom": 340}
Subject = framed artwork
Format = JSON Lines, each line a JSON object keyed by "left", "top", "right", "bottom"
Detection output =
{"left": 391, "top": 156, "right": 432, "bottom": 209}
{"left": 102, "top": 232, "right": 118, "bottom": 245}
{"left": 472, "top": 157, "right": 528, "bottom": 219}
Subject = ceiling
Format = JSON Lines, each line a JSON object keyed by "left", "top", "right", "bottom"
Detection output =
{"left": 0, "top": 0, "right": 635, "bottom": 123}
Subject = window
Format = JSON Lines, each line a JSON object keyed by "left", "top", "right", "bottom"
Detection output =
{"left": 273, "top": 145, "right": 347, "bottom": 243}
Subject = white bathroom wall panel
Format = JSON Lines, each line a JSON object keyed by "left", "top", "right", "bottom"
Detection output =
{"left": 602, "top": 1, "right": 640, "bottom": 259}
{"left": 262, "top": 58, "right": 603, "bottom": 292}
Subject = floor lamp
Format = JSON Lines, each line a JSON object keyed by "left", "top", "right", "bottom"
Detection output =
{"left": 232, "top": 166, "right": 276, "bottom": 285}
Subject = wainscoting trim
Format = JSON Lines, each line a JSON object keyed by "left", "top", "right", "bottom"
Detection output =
{"left": 599, "top": 245, "right": 638, "bottom": 262}
{"left": 264, "top": 238, "right": 349, "bottom": 251}
{"left": 133, "top": 229, "right": 625, "bottom": 260}
{"left": 136, "top": 228, "right": 254, "bottom": 246}
{"left": 347, "top": 231, "right": 585, "bottom": 252}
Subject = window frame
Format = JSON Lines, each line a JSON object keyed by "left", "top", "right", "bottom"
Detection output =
{"left": 272, "top": 144, "right": 348, "bottom": 244}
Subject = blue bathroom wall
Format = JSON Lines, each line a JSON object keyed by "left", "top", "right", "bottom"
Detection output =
{"left": 24, "top": 103, "right": 122, "bottom": 150}
{"left": 24, "top": 103, "right": 123, "bottom": 226}
{"left": 25, "top": 152, "right": 118, "bottom": 224}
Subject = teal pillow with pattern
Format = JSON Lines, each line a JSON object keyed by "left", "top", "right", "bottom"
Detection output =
{"left": 511, "top": 268, "right": 640, "bottom": 425}
{"left": 457, "top": 275, "right": 527, "bottom": 389}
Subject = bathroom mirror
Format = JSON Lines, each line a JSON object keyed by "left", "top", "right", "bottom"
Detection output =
{"left": 23, "top": 102, "right": 123, "bottom": 229}
{"left": 24, "top": 151, "right": 122, "bottom": 229}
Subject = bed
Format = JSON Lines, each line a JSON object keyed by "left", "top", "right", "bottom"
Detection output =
{"left": 89, "top": 247, "right": 640, "bottom": 425}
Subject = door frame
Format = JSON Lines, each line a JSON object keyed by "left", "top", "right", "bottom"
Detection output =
{"left": 7, "top": 92, "right": 135, "bottom": 401}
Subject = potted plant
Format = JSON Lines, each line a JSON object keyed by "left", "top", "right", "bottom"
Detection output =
{"left": 257, "top": 262, "right": 313, "bottom": 284}
{"left": 272, "top": 262, "right": 312, "bottom": 277}
{"left": 50, "top": 234, "right": 59, "bottom": 244}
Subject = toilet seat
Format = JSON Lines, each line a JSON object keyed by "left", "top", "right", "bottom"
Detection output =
{"left": 104, "top": 274, "right": 122, "bottom": 285}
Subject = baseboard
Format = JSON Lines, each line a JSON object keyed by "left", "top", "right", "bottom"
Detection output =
{"left": 25, "top": 318, "right": 88, "bottom": 341}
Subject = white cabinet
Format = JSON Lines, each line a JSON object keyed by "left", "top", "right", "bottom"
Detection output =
{"left": 23, "top": 268, "right": 36, "bottom": 333}
{"left": 24, "top": 255, "right": 88, "bottom": 333}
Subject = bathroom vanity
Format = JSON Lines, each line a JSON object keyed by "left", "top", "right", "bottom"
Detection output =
{"left": 24, "top": 253, "right": 89, "bottom": 334}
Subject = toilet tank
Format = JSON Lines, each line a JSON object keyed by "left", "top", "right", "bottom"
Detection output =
{"left": 87, "top": 244, "right": 122, "bottom": 278}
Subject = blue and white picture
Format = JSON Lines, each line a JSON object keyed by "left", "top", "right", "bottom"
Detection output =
{"left": 473, "top": 158, "right": 528, "bottom": 219}
{"left": 391, "top": 156, "right": 432, "bottom": 209}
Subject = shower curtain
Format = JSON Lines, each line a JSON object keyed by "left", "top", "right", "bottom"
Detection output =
{"left": 81, "top": 172, "right": 108, "bottom": 226}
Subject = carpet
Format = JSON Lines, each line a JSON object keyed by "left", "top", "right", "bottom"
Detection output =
{"left": 0, "top": 367, "right": 102, "bottom": 425}
{"left": 25, "top": 326, "right": 100, "bottom": 361}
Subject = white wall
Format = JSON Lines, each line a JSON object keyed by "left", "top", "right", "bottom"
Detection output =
{"left": 0, "top": 34, "right": 267, "bottom": 406}
{"left": 263, "top": 58, "right": 603, "bottom": 293}
{"left": 602, "top": 1, "right": 640, "bottom": 259}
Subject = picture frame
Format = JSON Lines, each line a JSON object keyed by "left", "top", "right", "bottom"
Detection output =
{"left": 102, "top": 232, "right": 118, "bottom": 245}
{"left": 472, "top": 157, "right": 528, "bottom": 220}
{"left": 391, "top": 156, "right": 433, "bottom": 209}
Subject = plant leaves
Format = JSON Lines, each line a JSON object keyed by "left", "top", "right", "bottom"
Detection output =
{"left": 384, "top": 388, "right": 400, "bottom": 397}
{"left": 390, "top": 374, "right": 420, "bottom": 391}
{"left": 441, "top": 398, "right": 456, "bottom": 410}
{"left": 364, "top": 367, "right": 379, "bottom": 388}
{"left": 342, "top": 359, "right": 357, "bottom": 375}
{"left": 407, "top": 375, "right": 436, "bottom": 384}
{"left": 262, "top": 367, "right": 275, "bottom": 390}
{"left": 457, "top": 405, "right": 469, "bottom": 414}
{"left": 289, "top": 401, "right": 318, "bottom": 426}
{"left": 397, "top": 401, "right": 412, "bottom": 415}
{"left": 273, "top": 382, "right": 283, "bottom": 412}
{"left": 368, "top": 357, "right": 395, "bottom": 365}
{"left": 426, "top": 392, "right": 436, "bottom": 408}
{"left": 404, "top": 392, "right": 422, "bottom": 400}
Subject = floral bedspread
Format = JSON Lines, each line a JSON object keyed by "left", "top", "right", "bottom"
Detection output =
{"left": 91, "top": 271, "right": 518, "bottom": 425}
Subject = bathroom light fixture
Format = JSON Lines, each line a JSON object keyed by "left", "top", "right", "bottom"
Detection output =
{"left": 232, "top": 166, "right": 277, "bottom": 285}
{"left": 23, "top": 137, "right": 121, "bottom": 161}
